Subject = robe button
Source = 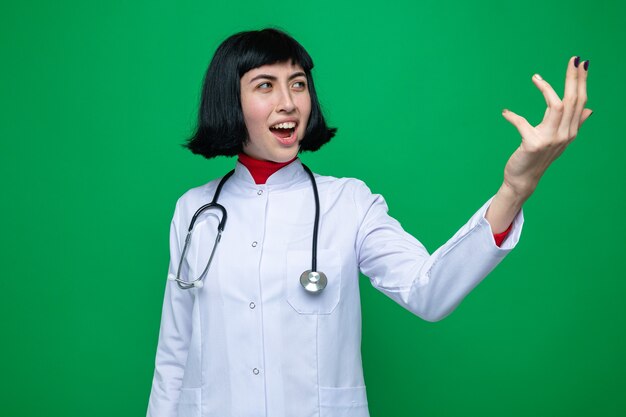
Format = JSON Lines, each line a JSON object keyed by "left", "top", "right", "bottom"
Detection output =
{"left": 251, "top": 241, "right": 258, "bottom": 247}
{"left": 257, "top": 190, "right": 263, "bottom": 195}
{"left": 249, "top": 302, "right": 256, "bottom": 309}
{"left": 253, "top": 368, "right": 260, "bottom": 375}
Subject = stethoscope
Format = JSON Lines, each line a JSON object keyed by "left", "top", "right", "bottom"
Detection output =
{"left": 168, "top": 163, "right": 328, "bottom": 293}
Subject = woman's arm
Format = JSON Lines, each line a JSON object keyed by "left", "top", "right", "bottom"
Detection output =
{"left": 147, "top": 202, "right": 194, "bottom": 416}
{"left": 355, "top": 180, "right": 524, "bottom": 322}
{"left": 485, "top": 56, "right": 592, "bottom": 233}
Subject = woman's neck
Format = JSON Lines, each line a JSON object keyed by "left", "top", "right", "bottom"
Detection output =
{"left": 237, "top": 153, "right": 298, "bottom": 184}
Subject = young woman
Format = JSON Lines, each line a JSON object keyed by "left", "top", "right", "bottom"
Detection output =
{"left": 147, "top": 28, "right": 591, "bottom": 417}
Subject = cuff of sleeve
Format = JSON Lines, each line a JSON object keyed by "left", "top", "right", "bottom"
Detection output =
{"left": 478, "top": 196, "right": 524, "bottom": 251}
{"left": 435, "top": 196, "right": 524, "bottom": 262}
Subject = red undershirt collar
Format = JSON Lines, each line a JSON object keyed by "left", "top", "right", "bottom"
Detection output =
{"left": 237, "top": 153, "right": 298, "bottom": 185}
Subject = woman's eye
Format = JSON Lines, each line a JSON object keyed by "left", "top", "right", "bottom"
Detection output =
{"left": 257, "top": 82, "right": 272, "bottom": 89}
{"left": 293, "top": 81, "right": 306, "bottom": 89}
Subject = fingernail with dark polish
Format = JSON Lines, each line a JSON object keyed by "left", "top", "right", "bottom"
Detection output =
{"left": 574, "top": 56, "right": 581, "bottom": 67}
{"left": 584, "top": 60, "right": 590, "bottom": 71}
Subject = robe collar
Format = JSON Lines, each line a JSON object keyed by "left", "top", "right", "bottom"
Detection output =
{"left": 232, "top": 155, "right": 309, "bottom": 191}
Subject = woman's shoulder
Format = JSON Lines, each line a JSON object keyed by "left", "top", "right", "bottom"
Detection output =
{"left": 312, "top": 172, "right": 380, "bottom": 210}
{"left": 314, "top": 172, "right": 374, "bottom": 195}
{"left": 173, "top": 176, "right": 225, "bottom": 213}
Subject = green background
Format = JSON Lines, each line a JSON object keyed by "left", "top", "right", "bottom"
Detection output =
{"left": 1, "top": 0, "right": 624, "bottom": 416}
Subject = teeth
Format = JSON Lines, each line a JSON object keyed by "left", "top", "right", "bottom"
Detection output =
{"left": 271, "top": 122, "right": 296, "bottom": 129}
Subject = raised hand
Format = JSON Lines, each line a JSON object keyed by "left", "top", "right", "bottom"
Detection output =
{"left": 501, "top": 56, "right": 592, "bottom": 198}
{"left": 485, "top": 56, "right": 592, "bottom": 234}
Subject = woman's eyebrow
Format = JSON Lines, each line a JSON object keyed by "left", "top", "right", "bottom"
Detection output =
{"left": 249, "top": 71, "right": 306, "bottom": 84}
{"left": 289, "top": 71, "right": 306, "bottom": 80}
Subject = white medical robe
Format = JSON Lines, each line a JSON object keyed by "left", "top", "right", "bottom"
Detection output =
{"left": 147, "top": 158, "right": 523, "bottom": 417}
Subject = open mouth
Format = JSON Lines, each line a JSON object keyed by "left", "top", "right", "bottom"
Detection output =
{"left": 269, "top": 121, "right": 298, "bottom": 144}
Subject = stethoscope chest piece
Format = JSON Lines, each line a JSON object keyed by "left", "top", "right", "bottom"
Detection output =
{"left": 300, "top": 270, "right": 327, "bottom": 293}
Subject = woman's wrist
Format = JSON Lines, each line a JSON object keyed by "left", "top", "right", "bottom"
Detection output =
{"left": 485, "top": 182, "right": 527, "bottom": 234}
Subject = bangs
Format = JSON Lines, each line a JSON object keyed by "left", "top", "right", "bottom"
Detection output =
{"left": 235, "top": 30, "right": 314, "bottom": 77}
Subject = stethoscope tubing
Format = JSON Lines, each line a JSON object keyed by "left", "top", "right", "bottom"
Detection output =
{"left": 171, "top": 170, "right": 233, "bottom": 289}
{"left": 171, "top": 164, "right": 324, "bottom": 291}
{"left": 301, "top": 164, "right": 320, "bottom": 273}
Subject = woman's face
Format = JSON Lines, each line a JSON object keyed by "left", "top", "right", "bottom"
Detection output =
{"left": 240, "top": 61, "right": 311, "bottom": 162}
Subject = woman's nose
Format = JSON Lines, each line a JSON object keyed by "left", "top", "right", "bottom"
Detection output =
{"left": 276, "top": 89, "right": 296, "bottom": 113}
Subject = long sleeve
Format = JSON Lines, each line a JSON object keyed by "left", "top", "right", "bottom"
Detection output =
{"left": 355, "top": 182, "right": 523, "bottom": 322}
{"left": 147, "top": 202, "right": 194, "bottom": 416}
